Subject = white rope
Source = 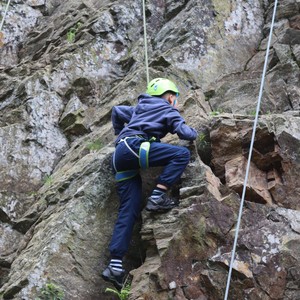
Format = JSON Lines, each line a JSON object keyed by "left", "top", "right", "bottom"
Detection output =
{"left": 223, "top": 1, "right": 278, "bottom": 299}
{"left": 142, "top": 0, "right": 149, "bottom": 84}
{"left": 0, "top": 0, "right": 12, "bottom": 32}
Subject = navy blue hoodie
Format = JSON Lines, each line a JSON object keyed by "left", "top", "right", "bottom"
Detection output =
{"left": 112, "top": 94, "right": 197, "bottom": 144}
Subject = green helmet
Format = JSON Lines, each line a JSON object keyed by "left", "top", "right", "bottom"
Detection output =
{"left": 146, "top": 78, "right": 179, "bottom": 96}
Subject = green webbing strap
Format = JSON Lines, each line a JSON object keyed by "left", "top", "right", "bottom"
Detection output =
{"left": 115, "top": 170, "right": 138, "bottom": 182}
{"left": 139, "top": 141, "right": 150, "bottom": 169}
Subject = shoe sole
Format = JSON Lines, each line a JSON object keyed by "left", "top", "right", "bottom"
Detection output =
{"left": 102, "top": 274, "right": 123, "bottom": 290}
{"left": 145, "top": 203, "right": 176, "bottom": 212}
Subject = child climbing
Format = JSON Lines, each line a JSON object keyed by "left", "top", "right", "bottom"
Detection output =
{"left": 102, "top": 78, "right": 198, "bottom": 289}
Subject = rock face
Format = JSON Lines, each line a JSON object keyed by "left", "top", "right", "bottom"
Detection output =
{"left": 0, "top": 0, "right": 299, "bottom": 299}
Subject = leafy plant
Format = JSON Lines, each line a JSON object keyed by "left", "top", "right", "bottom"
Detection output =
{"left": 198, "top": 132, "right": 207, "bottom": 143}
{"left": 67, "top": 29, "right": 76, "bottom": 43}
{"left": 66, "top": 22, "right": 82, "bottom": 43}
{"left": 86, "top": 139, "right": 103, "bottom": 151}
{"left": 35, "top": 282, "right": 64, "bottom": 300}
{"left": 209, "top": 109, "right": 223, "bottom": 116}
{"left": 44, "top": 175, "right": 53, "bottom": 186}
{"left": 196, "top": 129, "right": 212, "bottom": 165}
{"left": 105, "top": 282, "right": 131, "bottom": 300}
{"left": 197, "top": 132, "right": 210, "bottom": 149}
{"left": 197, "top": 132, "right": 210, "bottom": 148}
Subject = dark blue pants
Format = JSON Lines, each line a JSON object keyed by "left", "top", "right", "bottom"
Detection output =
{"left": 109, "top": 138, "right": 190, "bottom": 258}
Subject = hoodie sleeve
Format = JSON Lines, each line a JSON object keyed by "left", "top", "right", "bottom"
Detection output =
{"left": 166, "top": 108, "right": 198, "bottom": 141}
{"left": 111, "top": 106, "right": 135, "bottom": 135}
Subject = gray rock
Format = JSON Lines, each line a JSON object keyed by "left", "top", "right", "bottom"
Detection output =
{"left": 0, "top": 0, "right": 299, "bottom": 299}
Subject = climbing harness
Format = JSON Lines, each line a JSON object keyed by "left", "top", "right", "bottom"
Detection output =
{"left": 113, "top": 136, "right": 155, "bottom": 182}
{"left": 119, "top": 136, "right": 140, "bottom": 159}
{"left": 142, "top": 0, "right": 149, "bottom": 84}
{"left": 223, "top": 1, "right": 279, "bottom": 299}
{"left": 115, "top": 169, "right": 138, "bottom": 182}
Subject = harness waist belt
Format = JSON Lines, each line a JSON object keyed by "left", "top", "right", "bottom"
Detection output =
{"left": 117, "top": 135, "right": 144, "bottom": 144}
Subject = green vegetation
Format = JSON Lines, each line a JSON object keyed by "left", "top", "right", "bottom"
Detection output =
{"left": 28, "top": 191, "right": 38, "bottom": 196}
{"left": 86, "top": 139, "right": 103, "bottom": 151}
{"left": 197, "top": 132, "right": 210, "bottom": 149}
{"left": 198, "top": 132, "right": 207, "bottom": 143}
{"left": 44, "top": 175, "right": 53, "bottom": 186}
{"left": 105, "top": 281, "right": 131, "bottom": 300}
{"left": 209, "top": 109, "right": 223, "bottom": 116}
{"left": 67, "top": 22, "right": 82, "bottom": 43}
{"left": 35, "top": 282, "right": 64, "bottom": 300}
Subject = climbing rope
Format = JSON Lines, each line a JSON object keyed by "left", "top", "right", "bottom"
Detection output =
{"left": 141, "top": 0, "right": 278, "bottom": 297}
{"left": 0, "top": 0, "right": 11, "bottom": 31}
{"left": 142, "top": 0, "right": 149, "bottom": 84}
{"left": 224, "top": 1, "right": 279, "bottom": 299}
{"left": 0, "top": 0, "right": 12, "bottom": 47}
